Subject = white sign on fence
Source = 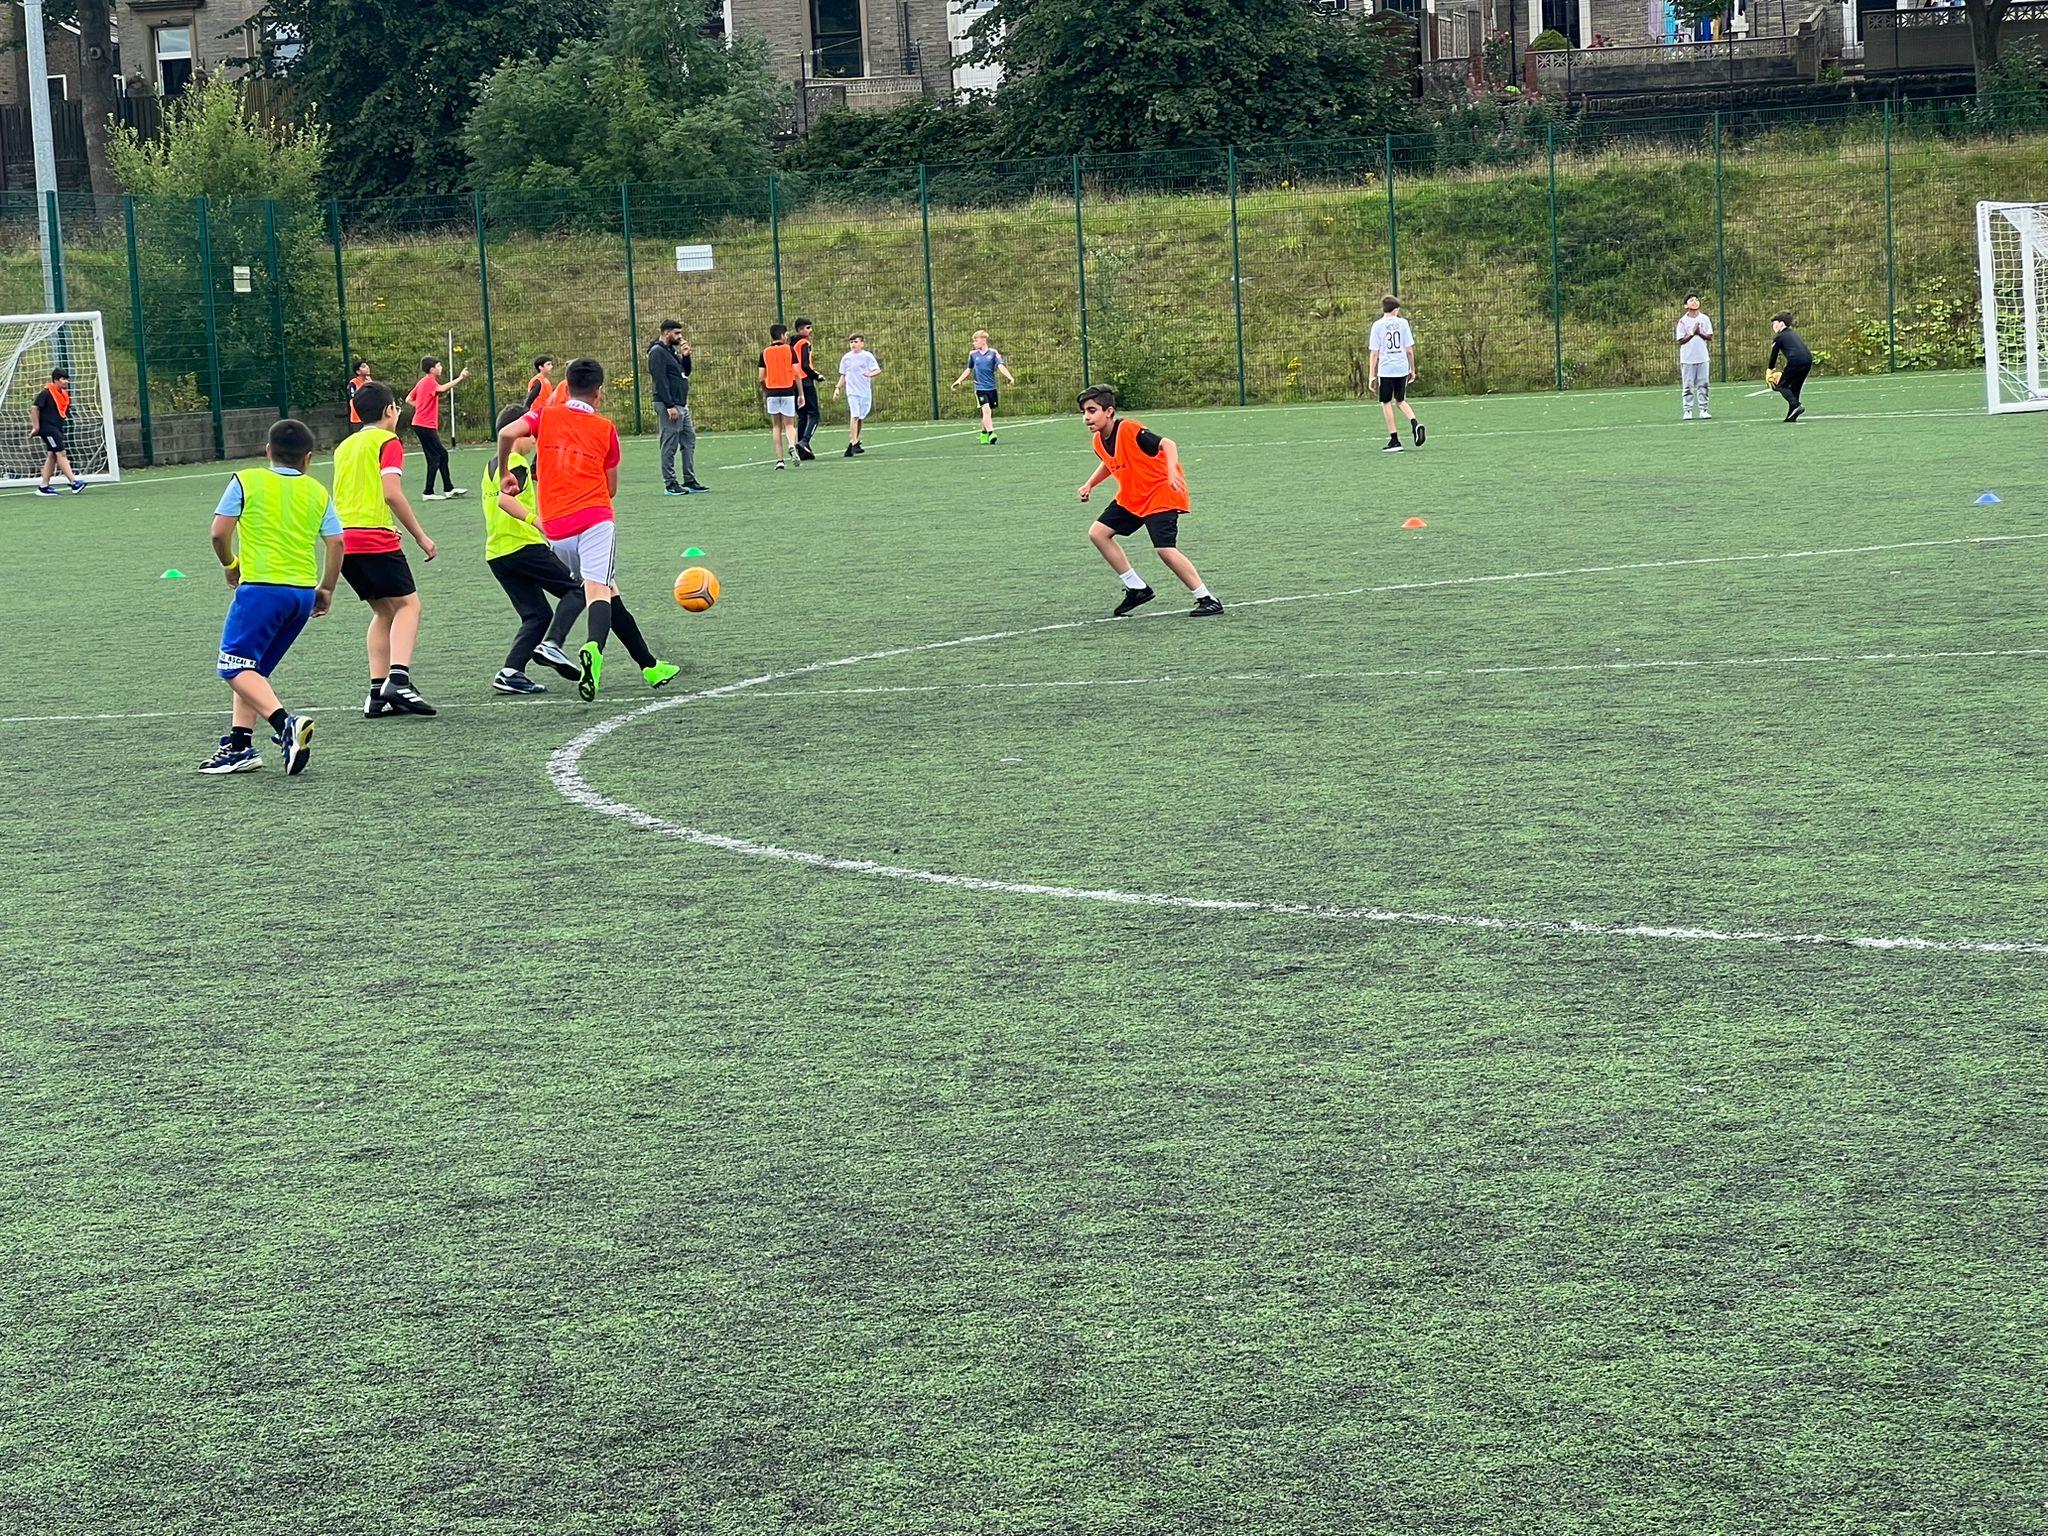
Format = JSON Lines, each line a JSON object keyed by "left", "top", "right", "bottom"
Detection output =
{"left": 674, "top": 244, "right": 715, "bottom": 273}
{"left": 232, "top": 265, "right": 253, "bottom": 294}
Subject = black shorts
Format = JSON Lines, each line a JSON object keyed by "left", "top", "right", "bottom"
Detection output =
{"left": 976, "top": 388, "right": 999, "bottom": 408}
{"left": 1095, "top": 502, "right": 1180, "bottom": 549}
{"left": 34, "top": 431, "right": 63, "bottom": 454}
{"left": 488, "top": 544, "right": 578, "bottom": 597}
{"left": 342, "top": 549, "right": 416, "bottom": 602}
{"left": 1377, "top": 376, "right": 1408, "bottom": 404}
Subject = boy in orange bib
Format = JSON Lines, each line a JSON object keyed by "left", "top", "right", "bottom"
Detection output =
{"left": 1075, "top": 385, "right": 1223, "bottom": 618}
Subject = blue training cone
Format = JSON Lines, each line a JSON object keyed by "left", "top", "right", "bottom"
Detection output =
{"left": 1975, "top": 493, "right": 2002, "bottom": 505}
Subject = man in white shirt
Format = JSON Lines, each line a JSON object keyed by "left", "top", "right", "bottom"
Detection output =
{"left": 1367, "top": 295, "right": 1424, "bottom": 453}
{"left": 834, "top": 334, "right": 881, "bottom": 456}
{"left": 1677, "top": 292, "right": 1715, "bottom": 420}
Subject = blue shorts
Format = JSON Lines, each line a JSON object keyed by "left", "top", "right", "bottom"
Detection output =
{"left": 218, "top": 583, "right": 316, "bottom": 679}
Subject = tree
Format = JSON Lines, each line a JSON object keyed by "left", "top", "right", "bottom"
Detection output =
{"left": 108, "top": 75, "right": 327, "bottom": 198}
{"left": 256, "top": 0, "right": 603, "bottom": 198}
{"left": 1964, "top": 0, "right": 2023, "bottom": 92}
{"left": 465, "top": 0, "right": 781, "bottom": 192}
{"left": 964, "top": 0, "right": 1412, "bottom": 153}
{"left": 34, "top": 0, "right": 119, "bottom": 194}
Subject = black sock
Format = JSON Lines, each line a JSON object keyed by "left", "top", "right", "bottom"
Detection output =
{"left": 229, "top": 725, "right": 253, "bottom": 749}
{"left": 609, "top": 598, "right": 657, "bottom": 669}
{"left": 265, "top": 708, "right": 289, "bottom": 733}
{"left": 586, "top": 599, "right": 612, "bottom": 653}
{"left": 369, "top": 675, "right": 385, "bottom": 695}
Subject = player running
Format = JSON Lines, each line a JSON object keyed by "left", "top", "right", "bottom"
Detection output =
{"left": 1075, "top": 385, "right": 1223, "bottom": 619}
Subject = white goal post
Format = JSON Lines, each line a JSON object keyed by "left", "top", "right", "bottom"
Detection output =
{"left": 0, "top": 310, "right": 120, "bottom": 483}
{"left": 1978, "top": 201, "right": 2048, "bottom": 416}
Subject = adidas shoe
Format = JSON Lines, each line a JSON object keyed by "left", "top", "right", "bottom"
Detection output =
{"left": 272, "top": 715, "right": 315, "bottom": 775}
{"left": 775, "top": 460, "right": 787, "bottom": 471}
{"left": 492, "top": 671, "right": 546, "bottom": 695}
{"left": 380, "top": 676, "right": 438, "bottom": 715}
{"left": 532, "top": 640, "right": 581, "bottom": 681}
{"left": 1189, "top": 596, "right": 1225, "bottom": 618}
{"left": 197, "top": 737, "right": 261, "bottom": 774}
{"left": 364, "top": 691, "right": 395, "bottom": 719}
{"left": 1112, "top": 584, "right": 1156, "bottom": 618}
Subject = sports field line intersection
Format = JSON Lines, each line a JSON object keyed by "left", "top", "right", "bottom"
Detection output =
{"left": 546, "top": 529, "right": 2048, "bottom": 959}
{"left": 7, "top": 529, "right": 2039, "bottom": 728}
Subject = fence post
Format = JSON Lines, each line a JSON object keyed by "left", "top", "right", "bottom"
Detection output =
{"left": 196, "top": 196, "right": 224, "bottom": 459}
{"left": 45, "top": 190, "right": 66, "bottom": 310}
{"left": 1547, "top": 125, "right": 1563, "bottom": 391}
{"left": 1384, "top": 136, "right": 1399, "bottom": 295}
{"left": 1713, "top": 112, "right": 1729, "bottom": 384}
{"left": 328, "top": 198, "right": 351, "bottom": 406}
{"left": 769, "top": 173, "right": 784, "bottom": 324}
{"left": 123, "top": 194, "right": 152, "bottom": 466}
{"left": 473, "top": 189, "right": 498, "bottom": 428}
{"left": 919, "top": 164, "right": 939, "bottom": 422}
{"left": 621, "top": 183, "right": 643, "bottom": 436}
{"left": 1883, "top": 99, "right": 1897, "bottom": 373}
{"left": 1072, "top": 154, "right": 1090, "bottom": 386}
{"left": 263, "top": 198, "right": 288, "bottom": 419}
{"left": 1228, "top": 145, "right": 1247, "bottom": 408}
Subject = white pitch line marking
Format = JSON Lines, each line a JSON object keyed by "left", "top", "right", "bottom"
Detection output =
{"left": 547, "top": 536, "right": 2048, "bottom": 957}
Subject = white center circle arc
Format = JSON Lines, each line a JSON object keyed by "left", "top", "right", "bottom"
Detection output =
{"left": 548, "top": 534, "right": 2048, "bottom": 957}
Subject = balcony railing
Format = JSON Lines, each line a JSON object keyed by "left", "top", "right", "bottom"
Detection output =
{"left": 1526, "top": 14, "right": 1824, "bottom": 95}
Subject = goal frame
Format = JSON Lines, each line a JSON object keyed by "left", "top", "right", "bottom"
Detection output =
{"left": 0, "top": 309, "right": 121, "bottom": 483}
{"left": 1977, "top": 201, "right": 2048, "bottom": 417}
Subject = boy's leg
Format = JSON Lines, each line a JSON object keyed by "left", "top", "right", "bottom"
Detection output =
{"left": 383, "top": 593, "right": 422, "bottom": 671}
{"left": 544, "top": 584, "right": 587, "bottom": 647}
{"left": 492, "top": 559, "right": 552, "bottom": 673}
{"left": 1150, "top": 521, "right": 1222, "bottom": 613}
{"left": 1380, "top": 399, "right": 1398, "bottom": 434}
{"left": 1090, "top": 520, "right": 1137, "bottom": 577}
{"left": 981, "top": 400, "right": 994, "bottom": 433}
{"left": 365, "top": 604, "right": 393, "bottom": 681}
{"left": 607, "top": 597, "right": 659, "bottom": 669}
{"left": 1158, "top": 548, "right": 1208, "bottom": 593}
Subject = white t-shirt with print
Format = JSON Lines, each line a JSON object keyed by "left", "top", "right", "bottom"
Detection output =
{"left": 1370, "top": 316, "right": 1415, "bottom": 378}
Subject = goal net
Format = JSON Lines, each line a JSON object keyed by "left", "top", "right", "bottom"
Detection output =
{"left": 1978, "top": 201, "right": 2048, "bottom": 415}
{"left": 0, "top": 311, "right": 120, "bottom": 483}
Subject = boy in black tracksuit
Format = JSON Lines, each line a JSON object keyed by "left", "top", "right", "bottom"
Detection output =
{"left": 793, "top": 317, "right": 822, "bottom": 459}
{"left": 1768, "top": 312, "right": 1812, "bottom": 423}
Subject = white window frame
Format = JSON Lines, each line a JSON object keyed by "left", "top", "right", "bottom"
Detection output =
{"left": 153, "top": 24, "right": 193, "bottom": 94}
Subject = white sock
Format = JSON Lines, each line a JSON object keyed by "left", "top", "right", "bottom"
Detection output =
{"left": 1118, "top": 568, "right": 1147, "bottom": 590}
{"left": 1191, "top": 583, "right": 1211, "bottom": 600}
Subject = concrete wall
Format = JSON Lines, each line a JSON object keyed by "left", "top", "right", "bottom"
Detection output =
{"left": 119, "top": 403, "right": 350, "bottom": 468}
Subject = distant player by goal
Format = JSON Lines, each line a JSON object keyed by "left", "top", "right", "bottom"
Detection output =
{"left": 31, "top": 366, "right": 85, "bottom": 494}
{"left": 1368, "top": 296, "right": 1425, "bottom": 452}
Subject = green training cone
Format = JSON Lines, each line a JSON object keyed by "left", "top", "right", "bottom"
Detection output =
{"left": 683, "top": 547, "right": 704, "bottom": 559}
{"left": 160, "top": 568, "right": 186, "bottom": 579}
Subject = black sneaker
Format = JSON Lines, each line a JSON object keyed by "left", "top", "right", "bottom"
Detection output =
{"left": 364, "top": 691, "right": 395, "bottom": 719}
{"left": 844, "top": 444, "right": 857, "bottom": 458}
{"left": 1112, "top": 585, "right": 1156, "bottom": 617}
{"left": 1190, "top": 595, "right": 1225, "bottom": 617}
{"left": 663, "top": 484, "right": 686, "bottom": 496}
{"left": 795, "top": 443, "right": 816, "bottom": 461}
{"left": 272, "top": 714, "right": 315, "bottom": 775}
{"left": 380, "top": 677, "right": 438, "bottom": 716}
{"left": 1383, "top": 437, "right": 1404, "bottom": 453}
{"left": 493, "top": 672, "right": 546, "bottom": 695}
{"left": 532, "top": 640, "right": 581, "bottom": 680}
{"left": 1788, "top": 403, "right": 1806, "bottom": 423}
{"left": 1412, "top": 421, "right": 1426, "bottom": 446}
{"left": 683, "top": 481, "right": 709, "bottom": 493}
{"left": 851, "top": 443, "right": 866, "bottom": 455}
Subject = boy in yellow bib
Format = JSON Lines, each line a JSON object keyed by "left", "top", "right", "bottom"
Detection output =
{"left": 332, "top": 381, "right": 439, "bottom": 716}
{"left": 484, "top": 403, "right": 588, "bottom": 694}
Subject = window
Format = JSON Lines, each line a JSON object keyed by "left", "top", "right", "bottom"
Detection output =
{"left": 46, "top": 75, "right": 68, "bottom": 101}
{"left": 810, "top": 0, "right": 864, "bottom": 77}
{"left": 154, "top": 24, "right": 192, "bottom": 97}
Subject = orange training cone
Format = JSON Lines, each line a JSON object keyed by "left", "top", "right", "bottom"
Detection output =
{"left": 1402, "top": 517, "right": 1426, "bottom": 530}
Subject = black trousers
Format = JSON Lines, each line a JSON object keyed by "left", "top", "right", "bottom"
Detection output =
{"left": 1776, "top": 361, "right": 1810, "bottom": 411}
{"left": 796, "top": 383, "right": 821, "bottom": 447}
{"left": 415, "top": 426, "right": 454, "bottom": 495}
{"left": 489, "top": 546, "right": 586, "bottom": 672}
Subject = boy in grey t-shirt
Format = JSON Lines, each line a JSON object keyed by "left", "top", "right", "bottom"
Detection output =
{"left": 1677, "top": 292, "right": 1714, "bottom": 419}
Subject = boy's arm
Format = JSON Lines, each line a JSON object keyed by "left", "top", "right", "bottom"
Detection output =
{"left": 1157, "top": 437, "right": 1185, "bottom": 490}
{"left": 1406, "top": 341, "right": 1417, "bottom": 382}
{"left": 314, "top": 534, "right": 344, "bottom": 616}
{"left": 998, "top": 362, "right": 1016, "bottom": 383}
{"left": 950, "top": 368, "right": 971, "bottom": 388}
{"left": 497, "top": 489, "right": 535, "bottom": 523}
{"left": 1368, "top": 344, "right": 1380, "bottom": 382}
{"left": 211, "top": 515, "right": 240, "bottom": 586}
{"left": 435, "top": 369, "right": 470, "bottom": 395}
{"left": 385, "top": 478, "right": 436, "bottom": 560}
{"left": 1077, "top": 462, "right": 1112, "bottom": 500}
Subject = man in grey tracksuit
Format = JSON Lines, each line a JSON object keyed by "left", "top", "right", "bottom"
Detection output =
{"left": 649, "top": 320, "right": 705, "bottom": 494}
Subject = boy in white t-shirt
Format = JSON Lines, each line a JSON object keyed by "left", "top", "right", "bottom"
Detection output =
{"left": 1367, "top": 295, "right": 1424, "bottom": 453}
{"left": 1676, "top": 292, "right": 1715, "bottom": 419}
{"left": 834, "top": 334, "right": 882, "bottom": 456}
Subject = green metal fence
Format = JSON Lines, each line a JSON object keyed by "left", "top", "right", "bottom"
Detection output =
{"left": 8, "top": 95, "right": 2048, "bottom": 464}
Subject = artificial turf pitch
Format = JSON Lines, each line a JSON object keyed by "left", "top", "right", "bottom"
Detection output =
{"left": 3, "top": 372, "right": 2044, "bottom": 1535}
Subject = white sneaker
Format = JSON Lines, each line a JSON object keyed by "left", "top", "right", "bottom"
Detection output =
{"left": 1699, "top": 410, "right": 1711, "bottom": 419}
{"left": 1682, "top": 412, "right": 1693, "bottom": 421}
{"left": 422, "top": 492, "right": 446, "bottom": 501}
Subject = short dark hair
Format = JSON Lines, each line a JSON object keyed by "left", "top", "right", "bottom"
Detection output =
{"left": 770, "top": 322, "right": 788, "bottom": 341}
{"left": 1076, "top": 384, "right": 1118, "bottom": 411}
{"left": 532, "top": 355, "right": 552, "bottom": 371}
{"left": 565, "top": 357, "right": 604, "bottom": 396}
{"left": 658, "top": 318, "right": 682, "bottom": 334}
{"left": 1772, "top": 310, "right": 1795, "bottom": 326}
{"left": 267, "top": 417, "right": 316, "bottom": 462}
{"left": 353, "top": 359, "right": 369, "bottom": 374}
{"left": 353, "top": 381, "right": 396, "bottom": 421}
{"left": 496, "top": 403, "right": 529, "bottom": 432}
{"left": 1381, "top": 295, "right": 1400, "bottom": 313}
{"left": 847, "top": 333, "right": 863, "bottom": 343}
{"left": 794, "top": 317, "right": 813, "bottom": 331}
{"left": 1685, "top": 291, "right": 1700, "bottom": 302}
{"left": 50, "top": 365, "right": 68, "bottom": 381}
{"left": 420, "top": 356, "right": 440, "bottom": 374}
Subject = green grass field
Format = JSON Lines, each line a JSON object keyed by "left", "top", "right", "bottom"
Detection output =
{"left": 3, "top": 371, "right": 2045, "bottom": 1535}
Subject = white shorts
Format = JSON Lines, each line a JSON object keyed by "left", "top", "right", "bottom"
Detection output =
{"left": 548, "top": 521, "right": 618, "bottom": 589}
{"left": 845, "top": 392, "right": 872, "bottom": 422}
{"left": 765, "top": 395, "right": 797, "bottom": 420}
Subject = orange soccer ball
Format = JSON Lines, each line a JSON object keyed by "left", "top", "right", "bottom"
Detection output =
{"left": 673, "top": 565, "right": 720, "bottom": 612}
